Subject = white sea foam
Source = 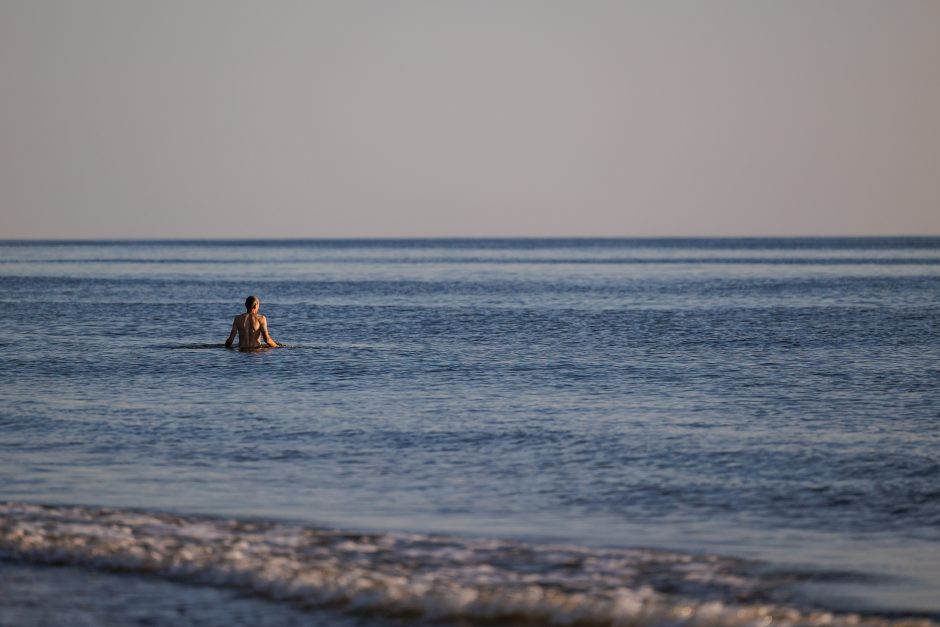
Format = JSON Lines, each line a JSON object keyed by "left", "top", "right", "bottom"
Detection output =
{"left": 0, "top": 502, "right": 932, "bottom": 626}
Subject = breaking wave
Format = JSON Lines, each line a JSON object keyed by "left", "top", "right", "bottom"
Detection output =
{"left": 0, "top": 502, "right": 934, "bottom": 626}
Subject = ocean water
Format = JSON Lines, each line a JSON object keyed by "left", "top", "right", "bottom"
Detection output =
{"left": 1, "top": 238, "right": 938, "bottom": 626}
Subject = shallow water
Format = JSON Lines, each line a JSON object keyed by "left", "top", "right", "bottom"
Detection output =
{"left": 0, "top": 557, "right": 376, "bottom": 627}
{"left": 1, "top": 238, "right": 939, "bottom": 623}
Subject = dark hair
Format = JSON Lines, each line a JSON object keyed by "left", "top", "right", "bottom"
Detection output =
{"left": 245, "top": 295, "right": 259, "bottom": 310}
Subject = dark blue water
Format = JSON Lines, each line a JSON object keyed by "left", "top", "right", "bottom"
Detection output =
{"left": 1, "top": 238, "right": 939, "bottom": 622}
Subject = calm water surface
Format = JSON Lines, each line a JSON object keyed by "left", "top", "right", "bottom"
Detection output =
{"left": 1, "top": 238, "right": 938, "bottom": 624}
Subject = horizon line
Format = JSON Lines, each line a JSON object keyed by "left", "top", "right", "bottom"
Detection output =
{"left": 3, "top": 234, "right": 940, "bottom": 243}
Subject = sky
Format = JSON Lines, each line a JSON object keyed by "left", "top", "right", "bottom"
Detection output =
{"left": 1, "top": 0, "right": 939, "bottom": 239}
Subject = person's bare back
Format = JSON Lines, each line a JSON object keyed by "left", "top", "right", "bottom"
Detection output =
{"left": 225, "top": 296, "right": 279, "bottom": 349}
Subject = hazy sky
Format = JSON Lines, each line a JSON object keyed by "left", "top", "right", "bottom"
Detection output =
{"left": 2, "top": 1, "right": 938, "bottom": 238}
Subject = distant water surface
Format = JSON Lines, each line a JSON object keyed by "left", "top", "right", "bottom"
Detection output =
{"left": 1, "top": 238, "right": 938, "bottom": 624}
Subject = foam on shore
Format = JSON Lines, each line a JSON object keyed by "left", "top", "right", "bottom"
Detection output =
{"left": 0, "top": 502, "right": 932, "bottom": 626}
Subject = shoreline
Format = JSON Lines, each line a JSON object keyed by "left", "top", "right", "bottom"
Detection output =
{"left": 2, "top": 501, "right": 937, "bottom": 626}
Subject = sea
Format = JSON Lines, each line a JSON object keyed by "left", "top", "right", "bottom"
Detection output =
{"left": 0, "top": 237, "right": 938, "bottom": 626}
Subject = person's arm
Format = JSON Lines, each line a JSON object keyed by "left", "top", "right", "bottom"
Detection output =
{"left": 224, "top": 318, "right": 238, "bottom": 348}
{"left": 260, "top": 315, "right": 279, "bottom": 347}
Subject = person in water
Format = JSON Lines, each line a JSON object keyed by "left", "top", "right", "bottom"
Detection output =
{"left": 225, "top": 296, "right": 279, "bottom": 349}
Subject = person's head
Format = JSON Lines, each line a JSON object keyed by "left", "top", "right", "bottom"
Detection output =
{"left": 245, "top": 295, "right": 259, "bottom": 312}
